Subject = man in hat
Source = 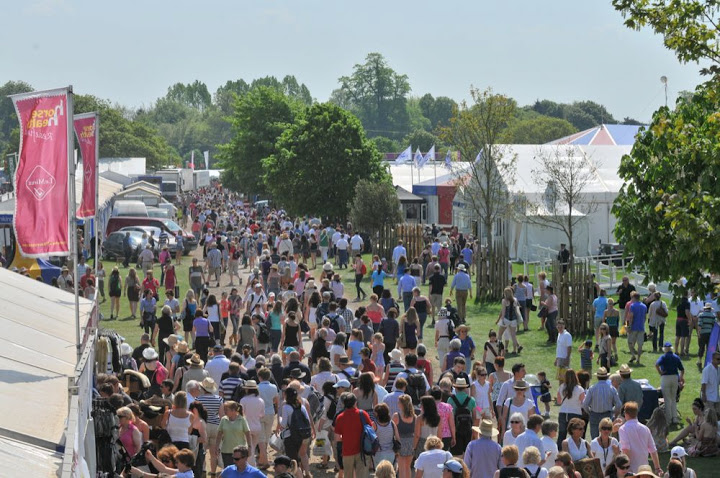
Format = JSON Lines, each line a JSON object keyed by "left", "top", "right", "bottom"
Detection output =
{"left": 336, "top": 355, "right": 359, "bottom": 386}
{"left": 701, "top": 352, "right": 720, "bottom": 414}
{"left": 438, "top": 241, "right": 450, "bottom": 277}
{"left": 655, "top": 341, "right": 684, "bottom": 425}
{"left": 138, "top": 243, "right": 154, "bottom": 273}
{"left": 246, "top": 283, "right": 267, "bottom": 315}
{"left": 282, "top": 351, "right": 311, "bottom": 385}
{"left": 197, "top": 377, "right": 224, "bottom": 475}
{"left": 57, "top": 265, "right": 73, "bottom": 291}
{"left": 697, "top": 302, "right": 717, "bottom": 369}
{"left": 205, "top": 344, "right": 231, "bottom": 385}
{"left": 181, "top": 353, "right": 209, "bottom": 391}
{"left": 464, "top": 419, "right": 501, "bottom": 478}
{"left": 272, "top": 455, "right": 295, "bottom": 478}
{"left": 450, "top": 263, "right": 472, "bottom": 322}
{"left": 582, "top": 367, "right": 622, "bottom": 439}
{"left": 449, "top": 377, "right": 477, "bottom": 455}
{"left": 618, "top": 364, "right": 644, "bottom": 410}
{"left": 619, "top": 401, "right": 661, "bottom": 474}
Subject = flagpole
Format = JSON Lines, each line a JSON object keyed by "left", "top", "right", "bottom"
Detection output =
{"left": 67, "top": 87, "right": 81, "bottom": 362}
{"left": 434, "top": 156, "right": 437, "bottom": 187}
{"left": 94, "top": 114, "right": 100, "bottom": 289}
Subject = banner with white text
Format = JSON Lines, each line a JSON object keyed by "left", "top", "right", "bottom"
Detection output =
{"left": 11, "top": 88, "right": 72, "bottom": 257}
{"left": 74, "top": 113, "right": 97, "bottom": 219}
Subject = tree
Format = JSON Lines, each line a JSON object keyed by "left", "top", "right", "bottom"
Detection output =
{"left": 406, "top": 97, "right": 431, "bottom": 132}
{"left": 263, "top": 102, "right": 387, "bottom": 219}
{"left": 403, "top": 129, "right": 440, "bottom": 152}
{"left": 217, "top": 86, "right": 300, "bottom": 196}
{"left": 502, "top": 115, "right": 577, "bottom": 144}
{"left": 612, "top": 0, "right": 720, "bottom": 74}
{"left": 439, "top": 87, "right": 517, "bottom": 253}
{"left": 527, "top": 145, "right": 599, "bottom": 259}
{"left": 73, "top": 94, "right": 179, "bottom": 170}
{"left": 334, "top": 53, "right": 411, "bottom": 140}
{"left": 613, "top": 79, "right": 720, "bottom": 294}
{"left": 419, "top": 94, "right": 457, "bottom": 130}
{"left": 371, "top": 136, "right": 400, "bottom": 154}
{"left": 0, "top": 81, "right": 33, "bottom": 155}
{"left": 349, "top": 179, "right": 402, "bottom": 249}
{"left": 214, "top": 79, "right": 250, "bottom": 115}
{"left": 165, "top": 81, "right": 212, "bottom": 112}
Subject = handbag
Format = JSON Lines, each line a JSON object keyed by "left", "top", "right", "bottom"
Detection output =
{"left": 530, "top": 303, "right": 538, "bottom": 312}
{"left": 391, "top": 421, "right": 402, "bottom": 453}
{"left": 300, "top": 318, "right": 310, "bottom": 333}
{"left": 312, "top": 430, "right": 332, "bottom": 456}
{"left": 269, "top": 432, "right": 285, "bottom": 453}
{"left": 538, "top": 306, "right": 548, "bottom": 318}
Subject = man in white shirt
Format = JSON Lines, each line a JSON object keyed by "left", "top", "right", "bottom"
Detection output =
{"left": 515, "top": 415, "right": 544, "bottom": 467}
{"left": 336, "top": 234, "right": 349, "bottom": 269}
{"left": 350, "top": 233, "right": 364, "bottom": 257}
{"left": 702, "top": 352, "right": 720, "bottom": 414}
{"left": 555, "top": 320, "right": 573, "bottom": 384}
{"left": 392, "top": 240, "right": 407, "bottom": 277}
{"left": 497, "top": 363, "right": 526, "bottom": 425}
{"left": 204, "top": 345, "right": 230, "bottom": 385}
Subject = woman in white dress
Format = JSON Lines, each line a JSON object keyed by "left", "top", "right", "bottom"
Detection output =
{"left": 502, "top": 380, "right": 536, "bottom": 430}
{"left": 471, "top": 362, "right": 494, "bottom": 420}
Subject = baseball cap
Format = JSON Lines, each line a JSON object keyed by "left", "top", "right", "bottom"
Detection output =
{"left": 333, "top": 379, "right": 351, "bottom": 389}
{"left": 671, "top": 445, "right": 687, "bottom": 458}
{"left": 437, "top": 460, "right": 464, "bottom": 473}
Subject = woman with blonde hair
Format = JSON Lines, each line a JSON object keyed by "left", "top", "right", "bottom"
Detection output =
{"left": 116, "top": 406, "right": 142, "bottom": 457}
{"left": 493, "top": 445, "right": 529, "bottom": 478}
{"left": 162, "top": 391, "right": 195, "bottom": 450}
{"left": 591, "top": 417, "right": 620, "bottom": 470}
{"left": 496, "top": 287, "right": 522, "bottom": 354}
{"left": 400, "top": 307, "right": 420, "bottom": 352}
{"left": 375, "top": 459, "right": 397, "bottom": 478}
{"left": 415, "top": 435, "right": 452, "bottom": 478}
{"left": 523, "top": 446, "right": 549, "bottom": 478}
{"left": 392, "top": 394, "right": 416, "bottom": 478}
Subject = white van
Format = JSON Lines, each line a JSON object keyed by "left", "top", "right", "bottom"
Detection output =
{"left": 112, "top": 200, "right": 148, "bottom": 217}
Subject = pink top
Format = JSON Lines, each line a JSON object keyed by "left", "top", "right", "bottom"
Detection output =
{"left": 120, "top": 423, "right": 139, "bottom": 456}
{"left": 437, "top": 401, "right": 453, "bottom": 438}
{"left": 618, "top": 418, "right": 656, "bottom": 473}
{"left": 367, "top": 308, "right": 384, "bottom": 325}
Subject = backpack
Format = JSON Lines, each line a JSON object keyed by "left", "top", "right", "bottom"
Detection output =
{"left": 450, "top": 395, "right": 473, "bottom": 448}
{"left": 404, "top": 369, "right": 426, "bottom": 406}
{"left": 290, "top": 404, "right": 312, "bottom": 439}
{"left": 525, "top": 466, "right": 542, "bottom": 478}
{"left": 324, "top": 394, "right": 338, "bottom": 425}
{"left": 307, "top": 388, "right": 325, "bottom": 423}
{"left": 328, "top": 313, "right": 341, "bottom": 334}
{"left": 446, "top": 317, "right": 455, "bottom": 340}
{"left": 359, "top": 410, "right": 380, "bottom": 456}
{"left": 360, "top": 263, "right": 367, "bottom": 275}
{"left": 256, "top": 318, "right": 270, "bottom": 344}
{"left": 232, "top": 249, "right": 241, "bottom": 260}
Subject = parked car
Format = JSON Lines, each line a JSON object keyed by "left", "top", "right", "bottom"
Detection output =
{"left": 106, "top": 216, "right": 198, "bottom": 254}
{"left": 102, "top": 231, "right": 144, "bottom": 261}
{"left": 146, "top": 207, "right": 171, "bottom": 219}
{"left": 118, "top": 226, "right": 170, "bottom": 256}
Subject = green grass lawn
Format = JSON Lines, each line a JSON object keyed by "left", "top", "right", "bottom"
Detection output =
{"left": 95, "top": 254, "right": 716, "bottom": 474}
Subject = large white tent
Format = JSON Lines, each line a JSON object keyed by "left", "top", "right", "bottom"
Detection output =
{"left": 0, "top": 268, "right": 93, "bottom": 477}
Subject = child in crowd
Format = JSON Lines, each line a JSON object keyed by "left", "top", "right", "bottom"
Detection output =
{"left": 371, "top": 333, "right": 385, "bottom": 370}
{"left": 359, "top": 347, "right": 376, "bottom": 374}
{"left": 579, "top": 339, "right": 594, "bottom": 373}
{"left": 537, "top": 371, "right": 552, "bottom": 418}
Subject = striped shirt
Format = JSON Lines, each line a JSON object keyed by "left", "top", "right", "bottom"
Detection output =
{"left": 196, "top": 393, "right": 224, "bottom": 425}
{"left": 220, "top": 375, "right": 244, "bottom": 399}
{"left": 582, "top": 380, "right": 621, "bottom": 414}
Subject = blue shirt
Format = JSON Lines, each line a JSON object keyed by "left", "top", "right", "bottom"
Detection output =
{"left": 593, "top": 296, "right": 608, "bottom": 319}
{"left": 372, "top": 270, "right": 389, "bottom": 288}
{"left": 656, "top": 352, "right": 684, "bottom": 376}
{"left": 397, "top": 273, "right": 417, "bottom": 296}
{"left": 347, "top": 340, "right": 364, "bottom": 366}
{"left": 451, "top": 271, "right": 472, "bottom": 291}
{"left": 456, "top": 336, "right": 476, "bottom": 359}
{"left": 629, "top": 300, "right": 648, "bottom": 332}
{"left": 461, "top": 247, "right": 473, "bottom": 264}
{"left": 464, "top": 436, "right": 501, "bottom": 478}
{"left": 220, "top": 464, "right": 266, "bottom": 478}
{"left": 431, "top": 242, "right": 441, "bottom": 255}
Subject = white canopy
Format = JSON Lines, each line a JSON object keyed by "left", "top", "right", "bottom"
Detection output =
{"left": 0, "top": 268, "right": 92, "bottom": 476}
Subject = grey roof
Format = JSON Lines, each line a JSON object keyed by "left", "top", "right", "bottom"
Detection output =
{"left": 100, "top": 170, "right": 132, "bottom": 186}
{"left": 395, "top": 186, "right": 426, "bottom": 203}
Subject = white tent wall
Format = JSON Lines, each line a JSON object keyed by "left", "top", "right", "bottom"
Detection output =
{"left": 510, "top": 216, "right": 591, "bottom": 262}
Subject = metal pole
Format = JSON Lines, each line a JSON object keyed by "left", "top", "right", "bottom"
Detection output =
{"left": 94, "top": 114, "right": 100, "bottom": 288}
{"left": 66, "top": 87, "right": 81, "bottom": 362}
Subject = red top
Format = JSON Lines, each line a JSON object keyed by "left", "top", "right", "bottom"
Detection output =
{"left": 361, "top": 358, "right": 376, "bottom": 374}
{"left": 438, "top": 248, "right": 450, "bottom": 264}
{"left": 142, "top": 277, "right": 159, "bottom": 295}
{"left": 334, "top": 407, "right": 371, "bottom": 456}
{"left": 417, "top": 358, "right": 432, "bottom": 378}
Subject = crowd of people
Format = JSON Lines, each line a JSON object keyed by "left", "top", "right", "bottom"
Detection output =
{"left": 80, "top": 184, "right": 720, "bottom": 478}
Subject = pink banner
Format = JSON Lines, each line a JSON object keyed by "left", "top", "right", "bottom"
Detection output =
{"left": 11, "top": 88, "right": 71, "bottom": 257}
{"left": 74, "top": 114, "right": 97, "bottom": 218}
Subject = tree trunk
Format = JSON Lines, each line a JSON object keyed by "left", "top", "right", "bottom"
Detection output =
{"left": 484, "top": 218, "right": 494, "bottom": 256}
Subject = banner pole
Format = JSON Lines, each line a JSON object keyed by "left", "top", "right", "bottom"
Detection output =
{"left": 67, "top": 88, "right": 81, "bottom": 362}
{"left": 94, "top": 114, "right": 100, "bottom": 288}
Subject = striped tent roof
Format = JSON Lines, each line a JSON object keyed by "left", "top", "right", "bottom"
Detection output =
{"left": 548, "top": 124, "right": 642, "bottom": 146}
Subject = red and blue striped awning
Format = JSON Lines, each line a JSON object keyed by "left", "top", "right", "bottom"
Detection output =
{"left": 548, "top": 124, "right": 642, "bottom": 146}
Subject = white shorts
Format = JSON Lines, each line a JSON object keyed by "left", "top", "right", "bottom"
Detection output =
{"left": 502, "top": 318, "right": 518, "bottom": 328}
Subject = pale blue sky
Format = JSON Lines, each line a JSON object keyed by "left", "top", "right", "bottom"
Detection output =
{"left": 2, "top": 0, "right": 704, "bottom": 122}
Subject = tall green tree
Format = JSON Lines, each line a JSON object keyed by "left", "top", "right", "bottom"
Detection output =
{"left": 165, "top": 81, "right": 213, "bottom": 112}
{"left": 613, "top": 79, "right": 720, "bottom": 294}
{"left": 439, "top": 87, "right": 517, "bottom": 255}
{"left": 403, "top": 129, "right": 440, "bottom": 152}
{"left": 0, "top": 81, "right": 33, "bottom": 155}
{"left": 332, "top": 53, "right": 411, "bottom": 140}
{"left": 349, "top": 179, "right": 402, "bottom": 249}
{"left": 217, "top": 86, "right": 300, "bottom": 196}
{"left": 419, "top": 94, "right": 457, "bottom": 130}
{"left": 263, "top": 102, "right": 387, "bottom": 219}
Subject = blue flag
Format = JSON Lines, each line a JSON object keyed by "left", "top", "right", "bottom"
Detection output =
{"left": 413, "top": 147, "right": 423, "bottom": 168}
{"left": 444, "top": 150, "right": 452, "bottom": 169}
{"left": 418, "top": 145, "right": 434, "bottom": 169}
{"left": 396, "top": 146, "right": 412, "bottom": 164}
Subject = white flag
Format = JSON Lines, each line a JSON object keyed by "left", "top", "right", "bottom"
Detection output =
{"left": 474, "top": 149, "right": 484, "bottom": 164}
{"left": 395, "top": 146, "right": 412, "bottom": 164}
{"left": 419, "top": 144, "right": 435, "bottom": 169}
{"left": 203, "top": 150, "right": 209, "bottom": 170}
{"left": 413, "top": 147, "right": 423, "bottom": 168}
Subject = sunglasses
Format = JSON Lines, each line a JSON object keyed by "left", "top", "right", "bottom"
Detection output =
{"left": 233, "top": 456, "right": 245, "bottom": 461}
{"left": 510, "top": 421, "right": 521, "bottom": 424}
{"left": 618, "top": 465, "right": 630, "bottom": 470}
{"left": 601, "top": 427, "right": 612, "bottom": 431}
{"left": 479, "top": 373, "right": 487, "bottom": 376}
